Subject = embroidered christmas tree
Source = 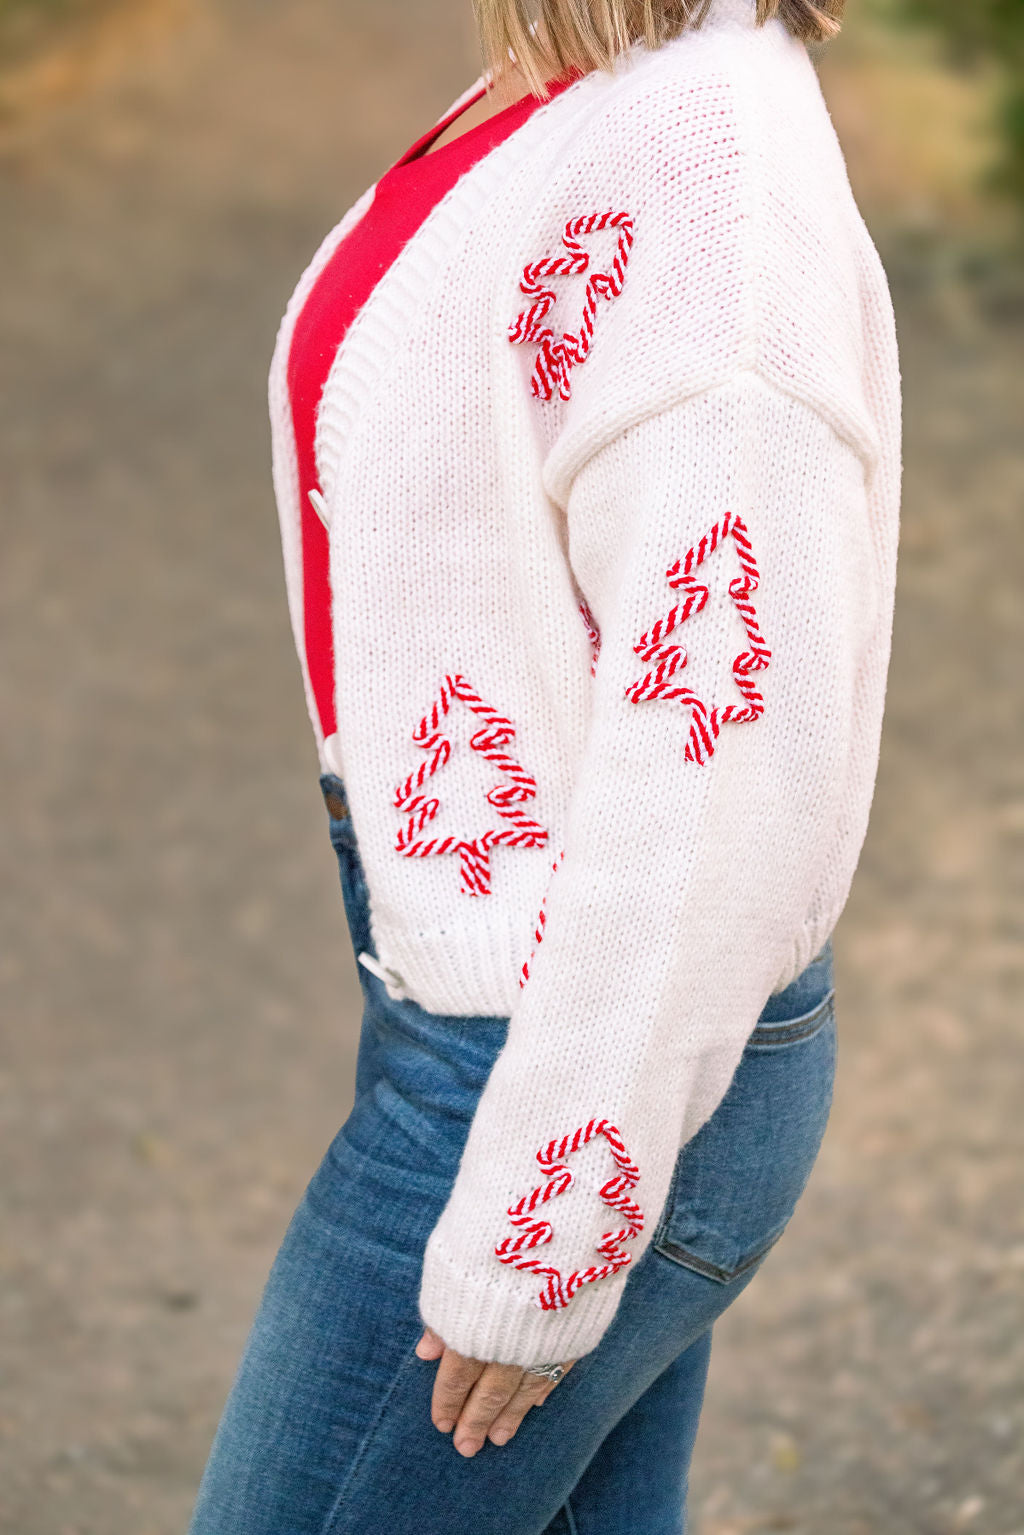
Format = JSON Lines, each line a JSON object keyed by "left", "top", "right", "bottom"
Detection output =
{"left": 494, "top": 1118, "right": 645, "bottom": 1312}
{"left": 625, "top": 511, "right": 772, "bottom": 766}
{"left": 393, "top": 673, "right": 548, "bottom": 896}
{"left": 508, "top": 211, "right": 634, "bottom": 402}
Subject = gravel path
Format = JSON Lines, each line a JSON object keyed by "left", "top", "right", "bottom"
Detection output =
{"left": 0, "top": 3, "right": 1021, "bottom": 1531}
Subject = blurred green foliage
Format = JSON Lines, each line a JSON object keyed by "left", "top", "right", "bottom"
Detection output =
{"left": 896, "top": 0, "right": 1024, "bottom": 202}
{"left": 898, "top": 0, "right": 1023, "bottom": 60}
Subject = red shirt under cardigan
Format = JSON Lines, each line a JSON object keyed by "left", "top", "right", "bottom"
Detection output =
{"left": 287, "top": 79, "right": 573, "bottom": 742}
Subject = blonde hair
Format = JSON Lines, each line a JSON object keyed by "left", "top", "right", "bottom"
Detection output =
{"left": 475, "top": 0, "right": 845, "bottom": 96}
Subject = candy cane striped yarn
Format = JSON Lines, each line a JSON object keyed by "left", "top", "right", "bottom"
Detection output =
{"left": 625, "top": 512, "right": 771, "bottom": 765}
{"left": 578, "top": 600, "right": 601, "bottom": 676}
{"left": 514, "top": 596, "right": 603, "bottom": 987}
{"left": 509, "top": 212, "right": 634, "bottom": 402}
{"left": 394, "top": 673, "right": 548, "bottom": 896}
{"left": 518, "top": 849, "right": 565, "bottom": 989}
{"left": 495, "top": 1118, "right": 644, "bottom": 1311}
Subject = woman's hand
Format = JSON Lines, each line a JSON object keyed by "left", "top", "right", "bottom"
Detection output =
{"left": 414, "top": 1327, "right": 576, "bottom": 1457}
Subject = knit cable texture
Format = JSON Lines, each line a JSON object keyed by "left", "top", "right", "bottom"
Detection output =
{"left": 269, "top": 0, "right": 901, "bottom": 1364}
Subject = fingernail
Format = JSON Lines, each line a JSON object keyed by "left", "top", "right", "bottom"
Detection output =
{"left": 435, "top": 1419, "right": 454, "bottom": 1433}
{"left": 454, "top": 1437, "right": 480, "bottom": 1458}
{"left": 489, "top": 1428, "right": 512, "bottom": 1445}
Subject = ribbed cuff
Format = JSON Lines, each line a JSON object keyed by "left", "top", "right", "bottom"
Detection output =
{"left": 418, "top": 1236, "right": 628, "bottom": 1368}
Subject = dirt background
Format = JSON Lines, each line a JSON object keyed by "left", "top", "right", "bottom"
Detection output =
{"left": 0, "top": 1, "right": 1021, "bottom": 1531}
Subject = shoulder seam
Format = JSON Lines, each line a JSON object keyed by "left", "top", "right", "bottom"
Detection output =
{"left": 554, "top": 367, "right": 878, "bottom": 503}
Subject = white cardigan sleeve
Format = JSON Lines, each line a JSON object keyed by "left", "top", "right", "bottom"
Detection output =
{"left": 417, "top": 370, "right": 878, "bottom": 1366}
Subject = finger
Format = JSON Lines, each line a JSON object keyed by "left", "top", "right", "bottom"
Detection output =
{"left": 487, "top": 1359, "right": 577, "bottom": 1446}
{"left": 414, "top": 1327, "right": 445, "bottom": 1361}
{"left": 431, "top": 1348, "right": 486, "bottom": 1434}
{"left": 483, "top": 1372, "right": 551, "bottom": 1446}
{"left": 452, "top": 1363, "right": 525, "bottom": 1456}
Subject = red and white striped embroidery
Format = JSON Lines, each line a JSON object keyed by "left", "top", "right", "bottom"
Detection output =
{"left": 515, "top": 595, "right": 600, "bottom": 987}
{"left": 578, "top": 599, "right": 601, "bottom": 676}
{"left": 509, "top": 212, "right": 634, "bottom": 402}
{"left": 394, "top": 673, "right": 548, "bottom": 896}
{"left": 625, "top": 512, "right": 771, "bottom": 766}
{"left": 518, "top": 849, "right": 565, "bottom": 989}
{"left": 495, "top": 1118, "right": 644, "bottom": 1311}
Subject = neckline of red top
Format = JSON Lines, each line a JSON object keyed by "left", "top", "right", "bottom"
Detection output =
{"left": 396, "top": 71, "right": 576, "bottom": 166}
{"left": 287, "top": 73, "right": 577, "bottom": 744}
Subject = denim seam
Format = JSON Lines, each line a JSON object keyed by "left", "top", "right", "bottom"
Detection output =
{"left": 319, "top": 1346, "right": 421, "bottom": 1535}
{"left": 746, "top": 990, "right": 835, "bottom": 1047}
{"left": 653, "top": 1222, "right": 784, "bottom": 1284}
{"left": 560, "top": 1496, "right": 581, "bottom": 1535}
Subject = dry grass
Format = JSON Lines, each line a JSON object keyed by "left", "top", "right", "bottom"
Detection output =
{"left": 0, "top": 0, "right": 196, "bottom": 127}
{"left": 0, "top": 0, "right": 1009, "bottom": 242}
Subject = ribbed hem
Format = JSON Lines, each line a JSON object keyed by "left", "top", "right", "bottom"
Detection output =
{"left": 378, "top": 924, "right": 530, "bottom": 1018}
{"left": 418, "top": 1237, "right": 627, "bottom": 1368}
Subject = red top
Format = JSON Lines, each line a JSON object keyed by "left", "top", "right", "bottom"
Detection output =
{"left": 287, "top": 79, "right": 573, "bottom": 741}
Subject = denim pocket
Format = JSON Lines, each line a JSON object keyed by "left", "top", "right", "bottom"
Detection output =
{"left": 745, "top": 989, "right": 835, "bottom": 1050}
{"left": 652, "top": 995, "right": 837, "bottom": 1284}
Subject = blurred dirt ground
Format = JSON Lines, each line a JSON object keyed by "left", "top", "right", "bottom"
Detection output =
{"left": 0, "top": 2, "right": 1021, "bottom": 1532}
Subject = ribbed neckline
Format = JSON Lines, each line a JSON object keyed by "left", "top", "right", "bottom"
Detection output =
{"left": 313, "top": 68, "right": 602, "bottom": 502}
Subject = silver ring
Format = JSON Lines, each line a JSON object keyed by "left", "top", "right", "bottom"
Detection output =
{"left": 525, "top": 1361, "right": 565, "bottom": 1385}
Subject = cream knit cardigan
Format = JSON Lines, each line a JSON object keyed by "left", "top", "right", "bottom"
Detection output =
{"left": 269, "top": 0, "right": 901, "bottom": 1366}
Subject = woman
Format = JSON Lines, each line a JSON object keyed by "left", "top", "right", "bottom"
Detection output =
{"left": 188, "top": 0, "right": 900, "bottom": 1529}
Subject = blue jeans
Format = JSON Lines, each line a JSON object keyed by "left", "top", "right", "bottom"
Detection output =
{"left": 188, "top": 774, "right": 837, "bottom": 1535}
